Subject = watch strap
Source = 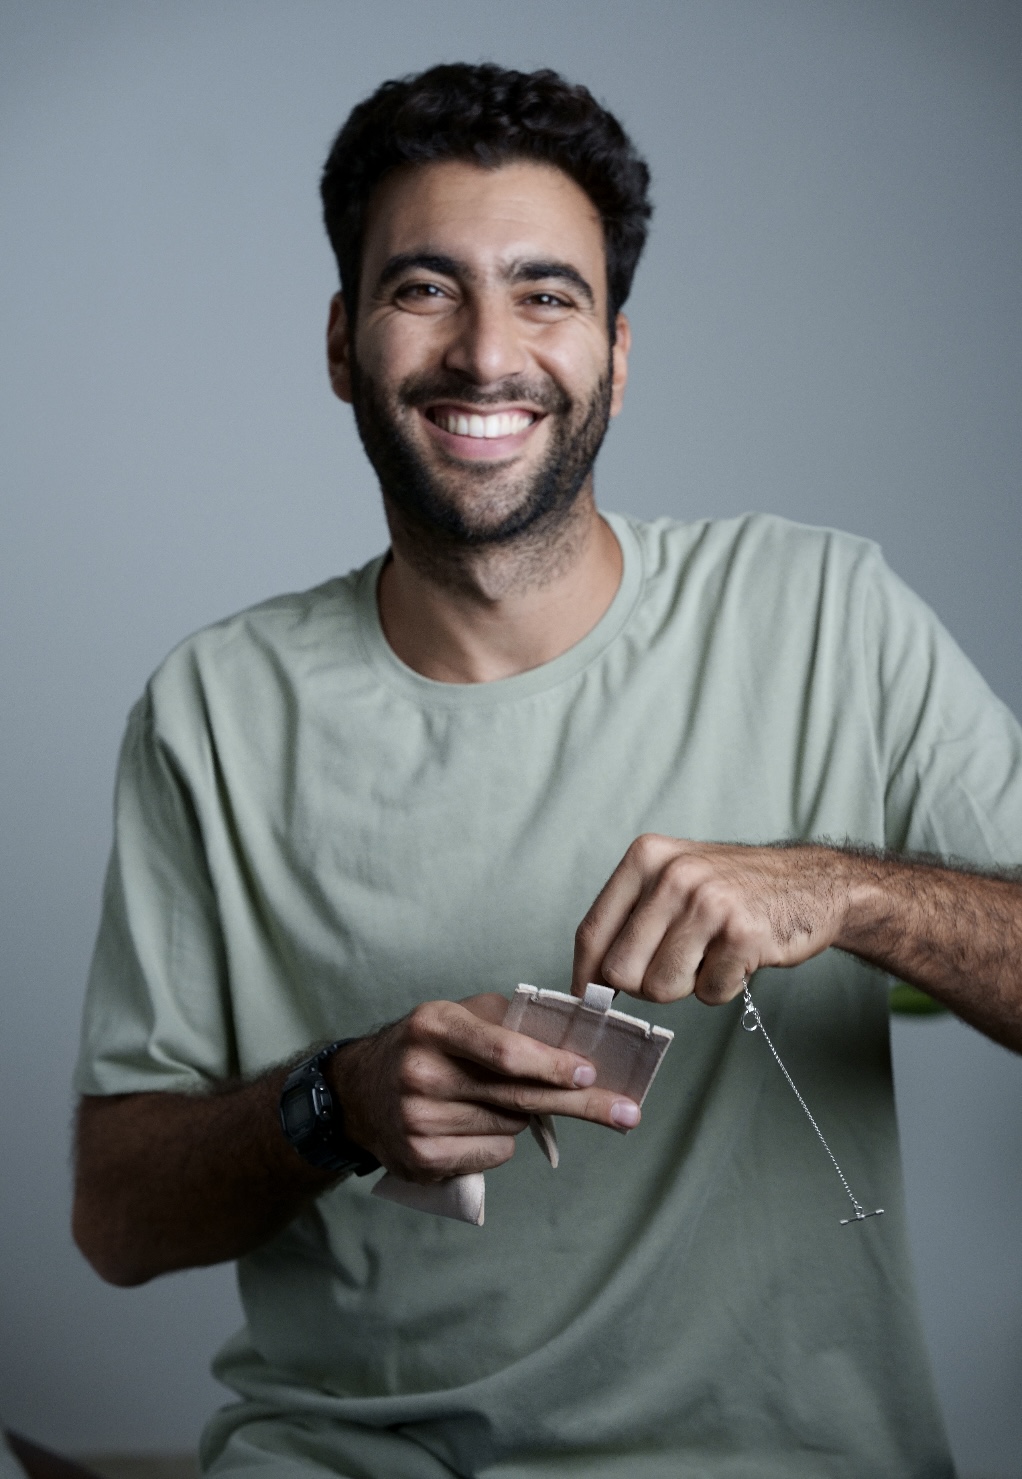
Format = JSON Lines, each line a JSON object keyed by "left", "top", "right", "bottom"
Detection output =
{"left": 279, "top": 1038, "right": 380, "bottom": 1177}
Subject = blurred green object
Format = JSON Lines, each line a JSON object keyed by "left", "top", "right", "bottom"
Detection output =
{"left": 889, "top": 982, "right": 948, "bottom": 1016}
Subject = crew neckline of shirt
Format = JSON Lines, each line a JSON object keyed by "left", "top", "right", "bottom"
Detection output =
{"left": 354, "top": 511, "right": 643, "bottom": 708}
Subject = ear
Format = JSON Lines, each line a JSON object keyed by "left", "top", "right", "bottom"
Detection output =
{"left": 327, "top": 293, "right": 354, "bottom": 404}
{"left": 609, "top": 313, "right": 631, "bottom": 418}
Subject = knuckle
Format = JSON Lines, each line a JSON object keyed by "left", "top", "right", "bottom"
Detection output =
{"left": 394, "top": 1058, "right": 416, "bottom": 1095}
{"left": 488, "top": 1038, "right": 519, "bottom": 1077}
{"left": 396, "top": 1049, "right": 434, "bottom": 1096}
{"left": 629, "top": 833, "right": 663, "bottom": 868}
{"left": 406, "top": 1136, "right": 445, "bottom": 1177}
{"left": 689, "top": 881, "right": 732, "bottom": 932}
{"left": 398, "top": 1097, "right": 433, "bottom": 1136}
{"left": 661, "top": 854, "right": 697, "bottom": 898}
{"left": 502, "top": 1082, "right": 535, "bottom": 1114}
{"left": 700, "top": 877, "right": 731, "bottom": 910}
{"left": 405, "top": 1002, "right": 438, "bottom": 1041}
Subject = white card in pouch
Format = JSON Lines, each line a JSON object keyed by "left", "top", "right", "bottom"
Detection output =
{"left": 371, "top": 983, "right": 674, "bottom": 1225}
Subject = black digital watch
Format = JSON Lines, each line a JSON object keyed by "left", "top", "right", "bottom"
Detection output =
{"left": 278, "top": 1039, "right": 380, "bottom": 1177}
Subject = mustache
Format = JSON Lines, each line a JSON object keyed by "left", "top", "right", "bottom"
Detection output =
{"left": 398, "top": 370, "right": 571, "bottom": 417}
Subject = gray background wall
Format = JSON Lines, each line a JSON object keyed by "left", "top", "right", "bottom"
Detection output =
{"left": 1, "top": 2, "right": 1020, "bottom": 1475}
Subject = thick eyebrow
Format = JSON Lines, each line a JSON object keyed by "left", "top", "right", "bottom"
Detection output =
{"left": 375, "top": 252, "right": 463, "bottom": 290}
{"left": 508, "top": 259, "right": 595, "bottom": 308}
{"left": 374, "top": 251, "right": 596, "bottom": 308}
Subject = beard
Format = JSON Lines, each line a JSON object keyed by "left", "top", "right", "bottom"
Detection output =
{"left": 349, "top": 358, "right": 614, "bottom": 549}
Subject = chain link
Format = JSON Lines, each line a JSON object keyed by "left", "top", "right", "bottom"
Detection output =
{"left": 741, "top": 983, "right": 883, "bottom": 1226}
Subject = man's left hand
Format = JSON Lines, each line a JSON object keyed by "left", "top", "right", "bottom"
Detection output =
{"left": 571, "top": 834, "right": 848, "bottom": 1005}
{"left": 571, "top": 833, "right": 1022, "bottom": 1054}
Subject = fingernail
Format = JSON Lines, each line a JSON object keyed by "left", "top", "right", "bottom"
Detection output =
{"left": 611, "top": 1100, "right": 640, "bottom": 1128}
{"left": 573, "top": 1064, "right": 596, "bottom": 1087}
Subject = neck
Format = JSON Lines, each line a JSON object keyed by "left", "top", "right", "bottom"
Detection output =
{"left": 376, "top": 487, "right": 623, "bottom": 683}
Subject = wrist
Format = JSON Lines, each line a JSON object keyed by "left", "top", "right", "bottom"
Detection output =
{"left": 830, "top": 848, "right": 894, "bottom": 955}
{"left": 278, "top": 1040, "right": 380, "bottom": 1178}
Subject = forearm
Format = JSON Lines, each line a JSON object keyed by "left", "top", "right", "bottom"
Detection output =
{"left": 73, "top": 1066, "right": 333, "bottom": 1287}
{"left": 73, "top": 999, "right": 624, "bottom": 1287}
{"left": 835, "top": 848, "right": 1022, "bottom": 1051}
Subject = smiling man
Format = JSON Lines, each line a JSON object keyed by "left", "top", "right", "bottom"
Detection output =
{"left": 73, "top": 64, "right": 1022, "bottom": 1479}
{"left": 331, "top": 154, "right": 629, "bottom": 682}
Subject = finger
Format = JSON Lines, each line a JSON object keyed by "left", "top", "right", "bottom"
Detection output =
{"left": 405, "top": 1046, "right": 636, "bottom": 1128}
{"left": 691, "top": 940, "right": 752, "bottom": 1006}
{"left": 597, "top": 847, "right": 727, "bottom": 997}
{"left": 635, "top": 918, "right": 746, "bottom": 1005}
{"left": 627, "top": 916, "right": 705, "bottom": 1003}
{"left": 600, "top": 885, "right": 697, "bottom": 997}
{"left": 631, "top": 896, "right": 760, "bottom": 1005}
{"left": 603, "top": 847, "right": 764, "bottom": 999}
{"left": 411, "top": 1049, "right": 600, "bottom": 1119}
{"left": 402, "top": 1096, "right": 532, "bottom": 1138}
{"left": 397, "top": 1133, "right": 521, "bottom": 1182}
{"left": 410, "top": 1001, "right": 597, "bottom": 1090}
{"left": 463, "top": 1079, "right": 641, "bottom": 1133}
{"left": 572, "top": 834, "right": 682, "bottom": 996}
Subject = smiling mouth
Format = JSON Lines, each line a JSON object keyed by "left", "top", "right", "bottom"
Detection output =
{"left": 425, "top": 406, "right": 539, "bottom": 440}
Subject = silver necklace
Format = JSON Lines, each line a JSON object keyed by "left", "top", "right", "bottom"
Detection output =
{"left": 741, "top": 979, "right": 884, "bottom": 1226}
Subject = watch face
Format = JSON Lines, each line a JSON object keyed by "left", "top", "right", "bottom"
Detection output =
{"left": 282, "top": 1088, "right": 314, "bottom": 1137}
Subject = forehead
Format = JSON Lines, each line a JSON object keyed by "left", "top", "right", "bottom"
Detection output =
{"left": 360, "top": 158, "right": 606, "bottom": 288}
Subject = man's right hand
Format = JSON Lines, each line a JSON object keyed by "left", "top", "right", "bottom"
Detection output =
{"left": 332, "top": 993, "right": 641, "bottom": 1183}
{"left": 73, "top": 993, "right": 642, "bottom": 1287}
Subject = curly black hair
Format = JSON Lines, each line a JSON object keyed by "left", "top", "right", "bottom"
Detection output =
{"left": 320, "top": 63, "right": 652, "bottom": 330}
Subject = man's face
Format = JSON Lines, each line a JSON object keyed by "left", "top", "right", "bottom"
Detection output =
{"left": 328, "top": 158, "right": 630, "bottom": 546}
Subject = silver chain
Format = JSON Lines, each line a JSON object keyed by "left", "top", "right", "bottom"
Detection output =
{"left": 741, "top": 981, "right": 883, "bottom": 1226}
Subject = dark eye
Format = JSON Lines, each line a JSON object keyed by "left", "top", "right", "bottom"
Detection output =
{"left": 399, "top": 282, "right": 446, "bottom": 300}
{"left": 521, "top": 290, "right": 575, "bottom": 314}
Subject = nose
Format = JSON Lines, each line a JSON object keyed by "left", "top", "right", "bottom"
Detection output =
{"left": 442, "top": 293, "right": 528, "bottom": 386}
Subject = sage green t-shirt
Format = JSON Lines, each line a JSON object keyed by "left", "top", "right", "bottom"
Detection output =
{"left": 76, "top": 513, "right": 1022, "bottom": 1478}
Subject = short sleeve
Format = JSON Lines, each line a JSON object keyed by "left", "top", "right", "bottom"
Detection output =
{"left": 865, "top": 554, "right": 1022, "bottom": 866}
{"left": 73, "top": 691, "right": 237, "bottom": 1096}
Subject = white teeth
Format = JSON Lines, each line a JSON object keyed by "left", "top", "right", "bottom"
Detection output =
{"left": 435, "top": 410, "right": 534, "bottom": 438}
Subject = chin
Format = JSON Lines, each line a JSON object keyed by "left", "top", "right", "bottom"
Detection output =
{"left": 390, "top": 473, "right": 589, "bottom": 549}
